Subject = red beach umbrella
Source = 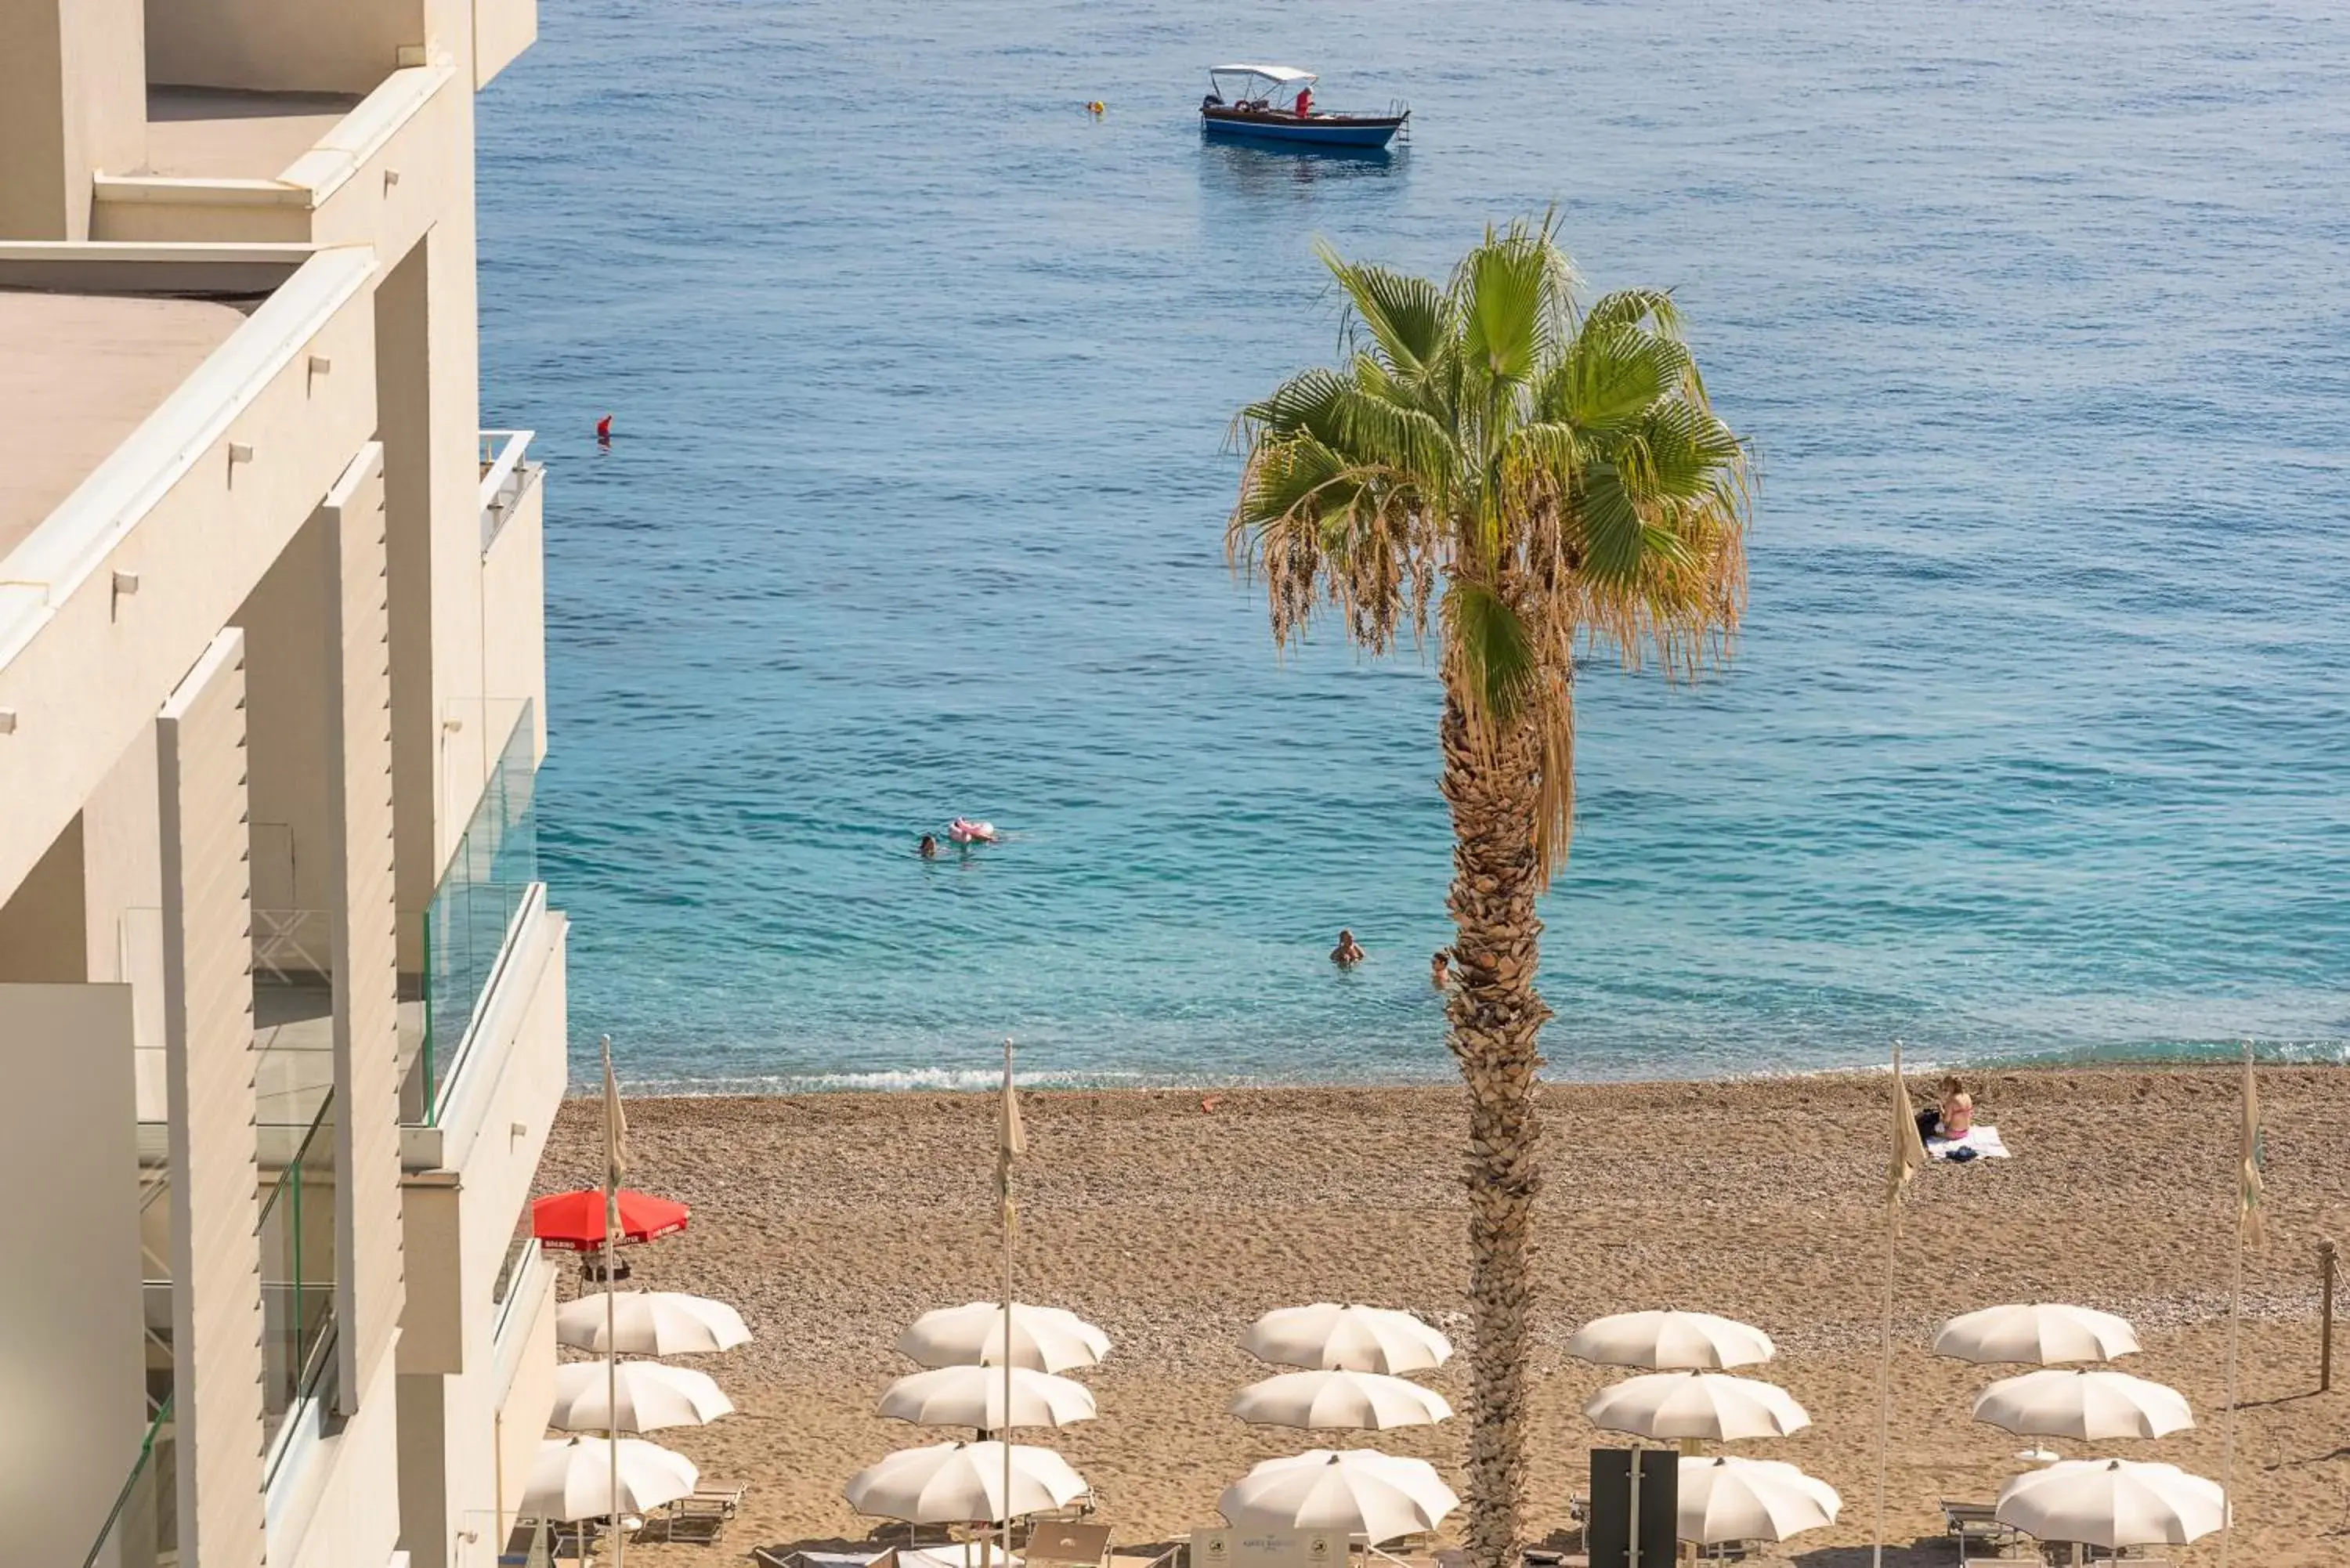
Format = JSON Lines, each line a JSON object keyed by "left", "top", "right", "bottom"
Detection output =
{"left": 533, "top": 1188, "right": 691, "bottom": 1251}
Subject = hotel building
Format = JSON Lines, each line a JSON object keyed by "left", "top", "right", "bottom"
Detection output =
{"left": 0, "top": 0, "right": 566, "bottom": 1563}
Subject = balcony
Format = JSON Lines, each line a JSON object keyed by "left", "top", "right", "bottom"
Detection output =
{"left": 479, "top": 428, "right": 539, "bottom": 552}
{"left": 92, "top": 67, "right": 459, "bottom": 248}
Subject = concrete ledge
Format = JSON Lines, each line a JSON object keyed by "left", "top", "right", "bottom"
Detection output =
{"left": 0, "top": 244, "right": 374, "bottom": 671}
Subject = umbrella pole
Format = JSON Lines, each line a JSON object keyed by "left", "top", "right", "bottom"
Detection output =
{"left": 1003, "top": 1035, "right": 1017, "bottom": 1568}
{"left": 605, "top": 1035, "right": 623, "bottom": 1568}
{"left": 2218, "top": 1042, "right": 2253, "bottom": 1568}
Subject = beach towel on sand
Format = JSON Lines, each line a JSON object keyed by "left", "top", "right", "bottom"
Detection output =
{"left": 1928, "top": 1124, "right": 2010, "bottom": 1162}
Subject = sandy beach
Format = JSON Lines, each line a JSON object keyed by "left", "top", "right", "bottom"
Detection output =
{"left": 539, "top": 1067, "right": 2350, "bottom": 1566}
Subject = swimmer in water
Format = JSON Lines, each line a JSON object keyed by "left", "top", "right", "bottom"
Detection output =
{"left": 949, "top": 818, "right": 1000, "bottom": 845}
{"left": 1430, "top": 948, "right": 1452, "bottom": 990}
{"left": 918, "top": 834, "right": 938, "bottom": 859}
{"left": 1332, "top": 929, "right": 1366, "bottom": 966}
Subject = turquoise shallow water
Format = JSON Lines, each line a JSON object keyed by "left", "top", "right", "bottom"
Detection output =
{"left": 476, "top": 0, "right": 2350, "bottom": 1091}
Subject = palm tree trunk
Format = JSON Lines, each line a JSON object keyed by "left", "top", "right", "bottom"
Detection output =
{"left": 1440, "top": 689, "right": 1550, "bottom": 1568}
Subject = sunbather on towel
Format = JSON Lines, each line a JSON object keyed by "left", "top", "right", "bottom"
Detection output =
{"left": 1914, "top": 1076, "right": 1969, "bottom": 1143}
{"left": 1918, "top": 1079, "right": 2010, "bottom": 1162}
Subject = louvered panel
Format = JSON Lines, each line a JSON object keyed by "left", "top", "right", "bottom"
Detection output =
{"left": 324, "top": 449, "right": 405, "bottom": 1405}
{"left": 157, "top": 630, "right": 266, "bottom": 1568}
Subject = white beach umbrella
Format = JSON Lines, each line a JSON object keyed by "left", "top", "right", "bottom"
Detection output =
{"left": 1676, "top": 1457, "right": 1840, "bottom": 1545}
{"left": 1242, "top": 1303, "right": 1453, "bottom": 1375}
{"left": 1973, "top": 1368, "right": 2193, "bottom": 1442}
{"left": 522, "top": 1434, "right": 699, "bottom": 1521}
{"left": 1568, "top": 1311, "right": 1777, "bottom": 1371}
{"left": 1218, "top": 1450, "right": 1459, "bottom": 1544}
{"left": 1231, "top": 1369, "right": 1454, "bottom": 1431}
{"left": 1994, "top": 1459, "right": 2226, "bottom": 1549}
{"left": 1585, "top": 1371, "right": 1812, "bottom": 1442}
{"left": 896, "top": 1302, "right": 1111, "bottom": 1373}
{"left": 1933, "top": 1303, "right": 2141, "bottom": 1365}
{"left": 880, "top": 1365, "right": 1099, "bottom": 1429}
{"left": 549, "top": 1360, "right": 736, "bottom": 1434}
{"left": 844, "top": 1441, "right": 1089, "bottom": 1524}
{"left": 557, "top": 1290, "right": 752, "bottom": 1356}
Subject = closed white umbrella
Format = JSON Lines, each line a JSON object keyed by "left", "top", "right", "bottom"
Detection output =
{"left": 1231, "top": 1370, "right": 1453, "bottom": 1431}
{"left": 557, "top": 1290, "right": 752, "bottom": 1356}
{"left": 1933, "top": 1304, "right": 2141, "bottom": 1365}
{"left": 522, "top": 1435, "right": 699, "bottom": 1521}
{"left": 1569, "top": 1311, "right": 1776, "bottom": 1371}
{"left": 1242, "top": 1304, "right": 1453, "bottom": 1375}
{"left": 1676, "top": 1456, "right": 1840, "bottom": 1545}
{"left": 1995, "top": 1459, "right": 2225, "bottom": 1550}
{"left": 896, "top": 1302, "right": 1110, "bottom": 1373}
{"left": 1218, "top": 1450, "right": 1459, "bottom": 1544}
{"left": 549, "top": 1360, "right": 735, "bottom": 1434}
{"left": 844, "top": 1441, "right": 1090, "bottom": 1524}
{"left": 880, "top": 1365, "right": 1098, "bottom": 1429}
{"left": 1973, "top": 1369, "right": 2193, "bottom": 1443}
{"left": 1585, "top": 1372, "right": 1812, "bottom": 1442}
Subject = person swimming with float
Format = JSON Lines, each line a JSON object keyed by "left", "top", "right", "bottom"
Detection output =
{"left": 949, "top": 818, "right": 999, "bottom": 845}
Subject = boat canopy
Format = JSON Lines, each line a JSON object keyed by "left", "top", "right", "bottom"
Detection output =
{"left": 1207, "top": 64, "right": 1317, "bottom": 85}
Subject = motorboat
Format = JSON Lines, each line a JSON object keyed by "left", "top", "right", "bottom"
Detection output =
{"left": 1199, "top": 64, "right": 1408, "bottom": 150}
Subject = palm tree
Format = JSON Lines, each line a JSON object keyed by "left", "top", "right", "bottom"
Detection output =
{"left": 1226, "top": 217, "right": 1751, "bottom": 1568}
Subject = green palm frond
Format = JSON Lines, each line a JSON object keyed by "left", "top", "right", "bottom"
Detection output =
{"left": 1444, "top": 578, "right": 1538, "bottom": 728}
{"left": 1230, "top": 219, "right": 1750, "bottom": 883}
{"left": 1320, "top": 246, "right": 1451, "bottom": 376}
{"left": 1455, "top": 227, "right": 1563, "bottom": 387}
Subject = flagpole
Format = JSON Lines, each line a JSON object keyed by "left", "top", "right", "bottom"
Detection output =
{"left": 1003, "top": 1036, "right": 1017, "bottom": 1568}
{"left": 605, "top": 1035, "right": 623, "bottom": 1568}
{"left": 2218, "top": 1041, "right": 2254, "bottom": 1568}
{"left": 1871, "top": 1040, "right": 1904, "bottom": 1568}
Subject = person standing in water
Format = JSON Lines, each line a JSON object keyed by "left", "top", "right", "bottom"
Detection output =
{"left": 1331, "top": 929, "right": 1366, "bottom": 966}
{"left": 1430, "top": 948, "right": 1452, "bottom": 991}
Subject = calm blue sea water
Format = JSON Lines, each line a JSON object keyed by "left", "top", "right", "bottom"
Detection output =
{"left": 476, "top": 0, "right": 2350, "bottom": 1091}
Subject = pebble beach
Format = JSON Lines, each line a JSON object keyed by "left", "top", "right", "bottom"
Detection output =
{"left": 538, "top": 1065, "right": 2350, "bottom": 1566}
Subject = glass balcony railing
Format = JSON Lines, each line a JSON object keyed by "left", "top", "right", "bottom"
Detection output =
{"left": 407, "top": 699, "right": 538, "bottom": 1126}
{"left": 79, "top": 1396, "right": 175, "bottom": 1568}
{"left": 259, "top": 1093, "right": 337, "bottom": 1473}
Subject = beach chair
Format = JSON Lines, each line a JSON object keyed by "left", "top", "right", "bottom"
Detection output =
{"left": 1027, "top": 1522, "right": 1113, "bottom": 1568}
{"left": 1941, "top": 1499, "right": 2019, "bottom": 1562}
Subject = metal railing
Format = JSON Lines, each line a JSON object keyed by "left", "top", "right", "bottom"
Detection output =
{"left": 410, "top": 699, "right": 538, "bottom": 1125}
{"left": 478, "top": 429, "right": 537, "bottom": 553}
{"left": 79, "top": 1396, "right": 176, "bottom": 1568}
{"left": 259, "top": 1093, "right": 337, "bottom": 1480}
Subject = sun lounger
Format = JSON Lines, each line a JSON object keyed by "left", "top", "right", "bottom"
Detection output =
{"left": 1027, "top": 1522, "right": 1114, "bottom": 1568}
{"left": 1941, "top": 1499, "right": 2020, "bottom": 1561}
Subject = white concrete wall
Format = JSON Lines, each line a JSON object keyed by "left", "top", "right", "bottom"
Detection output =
{"left": 237, "top": 511, "right": 340, "bottom": 919}
{"left": 473, "top": 0, "right": 535, "bottom": 90}
{"left": 0, "top": 811, "right": 89, "bottom": 980}
{"left": 479, "top": 471, "right": 547, "bottom": 764}
{"left": 277, "top": 1353, "right": 404, "bottom": 1568}
{"left": 0, "top": 982, "right": 144, "bottom": 1566}
{"left": 145, "top": 0, "right": 420, "bottom": 97}
{"left": 0, "top": 0, "right": 146, "bottom": 239}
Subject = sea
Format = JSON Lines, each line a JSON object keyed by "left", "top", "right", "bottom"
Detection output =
{"left": 474, "top": 0, "right": 2350, "bottom": 1093}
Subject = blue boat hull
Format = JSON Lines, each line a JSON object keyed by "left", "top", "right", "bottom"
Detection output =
{"left": 1200, "top": 110, "right": 1405, "bottom": 149}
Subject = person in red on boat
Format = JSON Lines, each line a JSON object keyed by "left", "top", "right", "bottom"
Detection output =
{"left": 1292, "top": 84, "right": 1314, "bottom": 117}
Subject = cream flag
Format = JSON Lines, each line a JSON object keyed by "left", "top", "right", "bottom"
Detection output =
{"left": 998, "top": 1042, "right": 1026, "bottom": 1230}
{"left": 603, "top": 1035, "right": 631, "bottom": 1237}
{"left": 1886, "top": 1043, "right": 1929, "bottom": 1210}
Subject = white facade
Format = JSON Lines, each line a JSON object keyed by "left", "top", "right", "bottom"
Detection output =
{"left": 0, "top": 2, "right": 560, "bottom": 1564}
